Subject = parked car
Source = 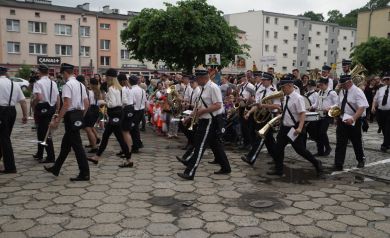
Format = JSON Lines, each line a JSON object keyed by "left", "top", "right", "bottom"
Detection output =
{"left": 10, "top": 77, "right": 29, "bottom": 91}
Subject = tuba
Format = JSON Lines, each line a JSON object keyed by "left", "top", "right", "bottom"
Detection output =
{"left": 253, "top": 91, "right": 284, "bottom": 124}
{"left": 309, "top": 68, "right": 320, "bottom": 81}
{"left": 328, "top": 105, "right": 342, "bottom": 118}
{"left": 257, "top": 115, "right": 282, "bottom": 139}
{"left": 350, "top": 63, "right": 367, "bottom": 88}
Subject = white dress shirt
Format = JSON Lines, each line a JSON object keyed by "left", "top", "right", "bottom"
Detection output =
{"left": 182, "top": 84, "right": 193, "bottom": 102}
{"left": 239, "top": 82, "right": 255, "bottom": 100}
{"left": 122, "top": 86, "right": 134, "bottom": 106}
{"left": 190, "top": 86, "right": 201, "bottom": 106}
{"left": 198, "top": 80, "right": 223, "bottom": 119}
{"left": 87, "top": 89, "right": 98, "bottom": 106}
{"left": 0, "top": 76, "right": 25, "bottom": 106}
{"left": 106, "top": 87, "right": 126, "bottom": 108}
{"left": 33, "top": 76, "right": 59, "bottom": 106}
{"left": 282, "top": 91, "right": 306, "bottom": 127}
{"left": 62, "top": 76, "right": 88, "bottom": 111}
{"left": 305, "top": 90, "right": 318, "bottom": 107}
{"left": 374, "top": 85, "right": 390, "bottom": 110}
{"left": 327, "top": 78, "right": 334, "bottom": 90}
{"left": 313, "top": 89, "right": 338, "bottom": 112}
{"left": 132, "top": 85, "right": 146, "bottom": 110}
{"left": 339, "top": 84, "right": 369, "bottom": 118}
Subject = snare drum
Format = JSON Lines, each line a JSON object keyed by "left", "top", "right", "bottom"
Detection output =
{"left": 305, "top": 112, "right": 319, "bottom": 122}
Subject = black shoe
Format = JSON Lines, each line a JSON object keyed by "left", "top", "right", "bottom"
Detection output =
{"left": 323, "top": 148, "right": 332, "bottom": 156}
{"left": 266, "top": 170, "right": 283, "bottom": 176}
{"left": 85, "top": 145, "right": 92, "bottom": 148}
{"left": 314, "top": 152, "right": 325, "bottom": 157}
{"left": 140, "top": 127, "right": 145, "bottom": 132}
{"left": 377, "top": 128, "right": 382, "bottom": 133}
{"left": 87, "top": 157, "right": 98, "bottom": 165}
{"left": 96, "top": 138, "right": 101, "bottom": 145}
{"left": 357, "top": 160, "right": 365, "bottom": 168}
{"left": 316, "top": 160, "right": 324, "bottom": 176}
{"left": 131, "top": 148, "right": 139, "bottom": 154}
{"left": 380, "top": 146, "right": 387, "bottom": 153}
{"left": 33, "top": 154, "right": 42, "bottom": 160}
{"left": 88, "top": 148, "right": 98, "bottom": 154}
{"left": 332, "top": 165, "right": 343, "bottom": 171}
{"left": 44, "top": 166, "right": 59, "bottom": 176}
{"left": 116, "top": 151, "right": 124, "bottom": 157}
{"left": 208, "top": 160, "right": 219, "bottom": 165}
{"left": 70, "top": 175, "right": 90, "bottom": 181}
{"left": 241, "top": 156, "right": 255, "bottom": 166}
{"left": 118, "top": 161, "right": 134, "bottom": 168}
{"left": 0, "top": 170, "right": 17, "bottom": 174}
{"left": 267, "top": 161, "right": 275, "bottom": 165}
{"left": 176, "top": 156, "right": 188, "bottom": 166}
{"left": 214, "top": 169, "right": 231, "bottom": 175}
{"left": 39, "top": 158, "right": 54, "bottom": 164}
{"left": 177, "top": 172, "right": 194, "bottom": 180}
{"left": 139, "top": 143, "right": 144, "bottom": 149}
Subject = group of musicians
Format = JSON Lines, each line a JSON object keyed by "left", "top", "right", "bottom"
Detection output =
{"left": 0, "top": 60, "right": 389, "bottom": 182}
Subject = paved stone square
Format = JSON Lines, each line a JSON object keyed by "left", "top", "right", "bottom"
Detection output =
{"left": 0, "top": 111, "right": 389, "bottom": 237}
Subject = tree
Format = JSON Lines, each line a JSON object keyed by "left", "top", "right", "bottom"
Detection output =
{"left": 364, "top": 0, "right": 390, "bottom": 9}
{"left": 16, "top": 64, "right": 32, "bottom": 80}
{"left": 326, "top": 10, "right": 343, "bottom": 24}
{"left": 121, "top": 0, "right": 248, "bottom": 72}
{"left": 351, "top": 37, "right": 390, "bottom": 75}
{"left": 300, "top": 11, "right": 324, "bottom": 21}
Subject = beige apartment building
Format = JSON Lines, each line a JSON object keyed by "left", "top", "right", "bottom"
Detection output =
{"left": 357, "top": 6, "right": 390, "bottom": 44}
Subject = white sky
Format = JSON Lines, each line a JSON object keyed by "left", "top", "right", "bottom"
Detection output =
{"left": 52, "top": 0, "right": 368, "bottom": 17}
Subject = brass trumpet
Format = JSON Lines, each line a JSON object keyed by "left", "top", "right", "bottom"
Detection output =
{"left": 188, "top": 100, "right": 199, "bottom": 131}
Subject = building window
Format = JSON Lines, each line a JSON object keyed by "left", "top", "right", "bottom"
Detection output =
{"left": 7, "top": 42, "right": 20, "bottom": 54}
{"left": 273, "top": 45, "right": 278, "bottom": 53}
{"left": 266, "top": 17, "right": 270, "bottom": 23}
{"left": 29, "top": 43, "right": 47, "bottom": 55}
{"left": 274, "top": 18, "right": 278, "bottom": 24}
{"left": 324, "top": 50, "right": 327, "bottom": 56}
{"left": 332, "top": 27, "right": 335, "bottom": 32}
{"left": 28, "top": 21, "right": 47, "bottom": 34}
{"left": 35, "top": 12, "right": 40, "bottom": 17}
{"left": 61, "top": 15, "right": 65, "bottom": 20}
{"left": 10, "top": 9, "right": 15, "bottom": 15}
{"left": 325, "top": 26, "right": 328, "bottom": 32}
{"left": 294, "top": 20, "right": 297, "bottom": 27}
{"left": 100, "top": 40, "right": 110, "bottom": 50}
{"left": 6, "top": 19, "right": 20, "bottom": 32}
{"left": 100, "top": 56, "right": 110, "bottom": 66}
{"left": 351, "top": 31, "right": 354, "bottom": 36}
{"left": 316, "top": 31, "right": 321, "bottom": 36}
{"left": 265, "top": 45, "right": 269, "bottom": 52}
{"left": 302, "top": 21, "right": 305, "bottom": 27}
{"left": 301, "top": 34, "right": 305, "bottom": 40}
{"left": 350, "top": 42, "right": 354, "bottom": 47}
{"left": 343, "top": 36, "right": 347, "bottom": 40}
{"left": 293, "top": 47, "right": 297, "bottom": 53}
{"left": 343, "top": 47, "right": 346, "bottom": 51}
{"left": 123, "top": 22, "right": 127, "bottom": 27}
{"left": 282, "top": 66, "right": 287, "bottom": 71}
{"left": 330, "top": 51, "right": 334, "bottom": 55}
{"left": 292, "top": 60, "right": 296, "bottom": 66}
{"left": 121, "top": 49, "right": 130, "bottom": 59}
{"left": 316, "top": 44, "right": 320, "bottom": 48}
{"left": 283, "top": 39, "right": 288, "bottom": 44}
{"left": 308, "top": 37, "right": 312, "bottom": 43}
{"left": 293, "top": 33, "right": 297, "bottom": 40}
{"left": 80, "top": 26, "right": 90, "bottom": 37}
{"left": 315, "top": 56, "right": 319, "bottom": 60}
{"left": 83, "top": 17, "right": 87, "bottom": 23}
{"left": 308, "top": 49, "right": 311, "bottom": 56}
{"left": 55, "top": 45, "right": 72, "bottom": 56}
{"left": 274, "top": 31, "right": 278, "bottom": 39}
{"left": 55, "top": 24, "right": 72, "bottom": 36}
{"left": 265, "top": 30, "right": 269, "bottom": 38}
{"left": 80, "top": 46, "right": 90, "bottom": 57}
{"left": 325, "top": 38, "right": 328, "bottom": 44}
{"left": 300, "top": 61, "right": 303, "bottom": 67}
{"left": 309, "top": 24, "right": 312, "bottom": 31}
{"left": 388, "top": 33, "right": 390, "bottom": 39}
{"left": 331, "top": 39, "right": 335, "bottom": 44}
{"left": 284, "top": 26, "right": 289, "bottom": 30}
{"left": 283, "top": 53, "right": 288, "bottom": 57}
{"left": 307, "top": 61, "right": 310, "bottom": 68}
{"left": 100, "top": 23, "right": 110, "bottom": 29}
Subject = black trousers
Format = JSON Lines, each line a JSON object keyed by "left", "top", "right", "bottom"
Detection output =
{"left": 52, "top": 112, "right": 89, "bottom": 176}
{"left": 377, "top": 109, "right": 390, "bottom": 148}
{"left": 0, "top": 107, "right": 17, "bottom": 171}
{"left": 182, "top": 118, "right": 231, "bottom": 177}
{"left": 35, "top": 108, "right": 55, "bottom": 160}
{"left": 246, "top": 125, "right": 276, "bottom": 163}
{"left": 130, "top": 109, "right": 144, "bottom": 150}
{"left": 97, "top": 122, "right": 130, "bottom": 158}
{"left": 334, "top": 119, "right": 365, "bottom": 167}
{"left": 273, "top": 125, "right": 320, "bottom": 172}
{"left": 315, "top": 117, "right": 332, "bottom": 154}
{"left": 179, "top": 121, "right": 196, "bottom": 146}
{"left": 239, "top": 108, "right": 251, "bottom": 146}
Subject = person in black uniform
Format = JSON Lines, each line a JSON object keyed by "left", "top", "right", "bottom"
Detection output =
{"left": 0, "top": 67, "right": 28, "bottom": 173}
{"left": 32, "top": 64, "right": 60, "bottom": 163}
{"left": 44, "top": 63, "right": 90, "bottom": 181}
{"left": 371, "top": 72, "right": 390, "bottom": 152}
{"left": 267, "top": 74, "right": 324, "bottom": 177}
{"left": 176, "top": 67, "right": 231, "bottom": 180}
{"left": 334, "top": 75, "right": 369, "bottom": 171}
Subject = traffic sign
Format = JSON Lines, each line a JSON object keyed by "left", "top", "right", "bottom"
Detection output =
{"left": 37, "top": 56, "right": 61, "bottom": 65}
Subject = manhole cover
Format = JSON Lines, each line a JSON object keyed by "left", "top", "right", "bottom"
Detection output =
{"left": 249, "top": 200, "right": 274, "bottom": 208}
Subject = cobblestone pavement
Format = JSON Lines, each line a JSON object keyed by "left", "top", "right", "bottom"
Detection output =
{"left": 0, "top": 116, "right": 389, "bottom": 238}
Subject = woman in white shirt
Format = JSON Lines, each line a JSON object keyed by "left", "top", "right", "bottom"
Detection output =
{"left": 88, "top": 69, "right": 132, "bottom": 167}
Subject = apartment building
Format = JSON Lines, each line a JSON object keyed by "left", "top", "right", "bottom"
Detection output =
{"left": 357, "top": 6, "right": 390, "bottom": 44}
{"left": 225, "top": 10, "right": 356, "bottom": 74}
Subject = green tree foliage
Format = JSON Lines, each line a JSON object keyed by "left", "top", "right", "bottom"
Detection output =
{"left": 120, "top": 0, "right": 248, "bottom": 72}
{"left": 326, "top": 10, "right": 343, "bottom": 23}
{"left": 299, "top": 11, "right": 325, "bottom": 21}
{"left": 351, "top": 37, "right": 390, "bottom": 74}
{"left": 16, "top": 64, "right": 32, "bottom": 80}
{"left": 364, "top": 0, "right": 390, "bottom": 9}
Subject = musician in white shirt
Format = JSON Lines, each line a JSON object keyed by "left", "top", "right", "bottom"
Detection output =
{"left": 238, "top": 74, "right": 255, "bottom": 149}
{"left": 130, "top": 75, "right": 146, "bottom": 153}
{"left": 321, "top": 65, "right": 334, "bottom": 90}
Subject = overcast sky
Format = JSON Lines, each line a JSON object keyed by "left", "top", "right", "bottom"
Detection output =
{"left": 52, "top": 0, "right": 368, "bottom": 16}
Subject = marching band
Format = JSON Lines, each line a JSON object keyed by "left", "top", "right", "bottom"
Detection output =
{"left": 0, "top": 60, "right": 389, "bottom": 181}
